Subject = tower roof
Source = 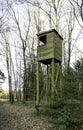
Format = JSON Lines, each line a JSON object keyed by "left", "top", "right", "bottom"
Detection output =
{"left": 37, "top": 29, "right": 63, "bottom": 40}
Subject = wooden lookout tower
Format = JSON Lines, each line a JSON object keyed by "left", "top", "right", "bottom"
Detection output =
{"left": 36, "top": 29, "right": 63, "bottom": 110}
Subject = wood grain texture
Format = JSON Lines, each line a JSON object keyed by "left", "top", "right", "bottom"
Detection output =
{"left": 37, "top": 29, "right": 63, "bottom": 64}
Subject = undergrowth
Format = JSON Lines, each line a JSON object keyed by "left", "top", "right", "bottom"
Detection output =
{"left": 40, "top": 98, "right": 83, "bottom": 130}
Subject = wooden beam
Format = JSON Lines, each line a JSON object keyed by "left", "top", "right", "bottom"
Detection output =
{"left": 36, "top": 62, "right": 39, "bottom": 106}
{"left": 46, "top": 65, "right": 49, "bottom": 104}
{"left": 51, "top": 58, "right": 55, "bottom": 105}
{"left": 36, "top": 37, "right": 40, "bottom": 115}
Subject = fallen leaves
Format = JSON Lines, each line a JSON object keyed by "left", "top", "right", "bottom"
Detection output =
{"left": 0, "top": 101, "right": 56, "bottom": 130}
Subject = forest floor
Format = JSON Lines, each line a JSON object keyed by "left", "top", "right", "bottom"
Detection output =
{"left": 0, "top": 100, "right": 56, "bottom": 130}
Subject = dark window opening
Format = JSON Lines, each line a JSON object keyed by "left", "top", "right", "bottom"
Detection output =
{"left": 39, "top": 35, "right": 46, "bottom": 45}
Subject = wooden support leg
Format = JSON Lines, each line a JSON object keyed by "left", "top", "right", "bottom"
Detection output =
{"left": 51, "top": 58, "right": 55, "bottom": 105}
{"left": 36, "top": 62, "right": 40, "bottom": 115}
{"left": 59, "top": 63, "right": 62, "bottom": 97}
{"left": 46, "top": 65, "right": 49, "bottom": 104}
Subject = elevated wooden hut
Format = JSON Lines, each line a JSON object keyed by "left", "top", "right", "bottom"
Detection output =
{"left": 36, "top": 29, "right": 63, "bottom": 112}
{"left": 37, "top": 29, "right": 63, "bottom": 64}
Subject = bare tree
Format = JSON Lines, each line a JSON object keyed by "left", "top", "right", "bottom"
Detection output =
{"left": 1, "top": 32, "right": 14, "bottom": 103}
{"left": 7, "top": 3, "right": 31, "bottom": 103}
{"left": 68, "top": 0, "right": 83, "bottom": 28}
{"left": 66, "top": 7, "right": 75, "bottom": 71}
{"left": 0, "top": 0, "right": 10, "bottom": 33}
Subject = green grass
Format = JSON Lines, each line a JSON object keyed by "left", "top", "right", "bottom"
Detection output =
{"left": 0, "top": 98, "right": 8, "bottom": 101}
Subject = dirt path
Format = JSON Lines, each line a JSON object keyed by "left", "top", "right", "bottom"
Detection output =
{"left": 0, "top": 101, "right": 55, "bottom": 130}
{"left": 0, "top": 101, "right": 19, "bottom": 130}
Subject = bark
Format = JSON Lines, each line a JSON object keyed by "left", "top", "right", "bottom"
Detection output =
{"left": 9, "top": 5, "right": 31, "bottom": 103}
{"left": 3, "top": 32, "right": 13, "bottom": 103}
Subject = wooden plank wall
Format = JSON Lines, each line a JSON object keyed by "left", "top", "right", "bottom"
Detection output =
{"left": 37, "top": 31, "right": 62, "bottom": 63}
{"left": 37, "top": 44, "right": 53, "bottom": 61}
{"left": 54, "top": 32, "right": 62, "bottom": 62}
